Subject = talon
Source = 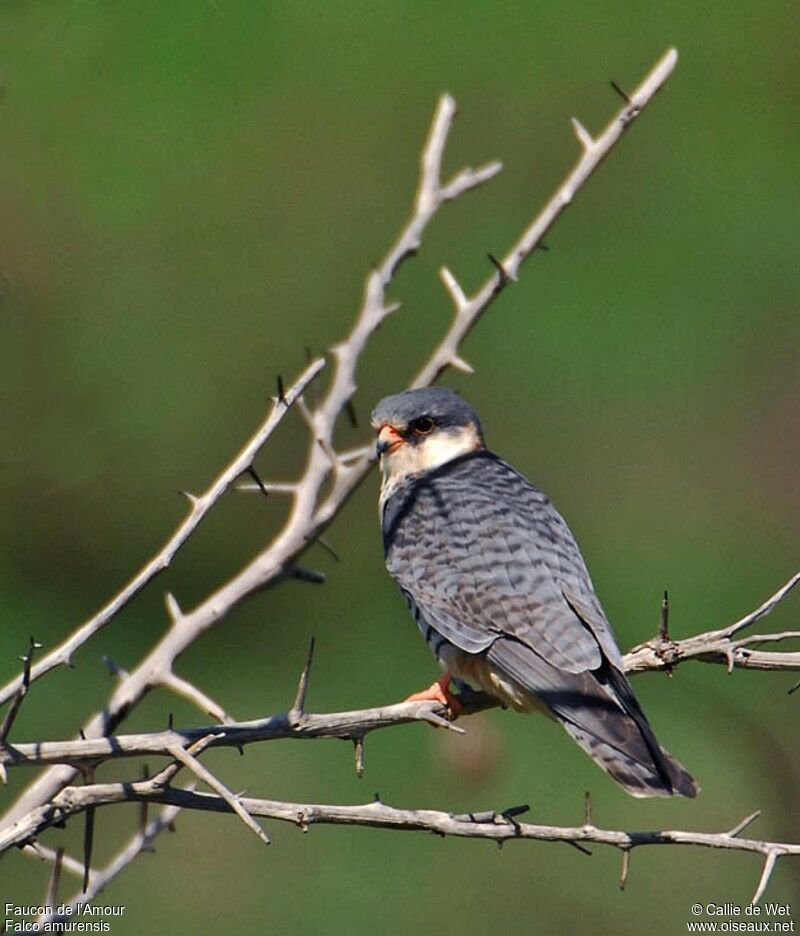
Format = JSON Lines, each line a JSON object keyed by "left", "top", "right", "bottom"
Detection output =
{"left": 404, "top": 673, "right": 463, "bottom": 718}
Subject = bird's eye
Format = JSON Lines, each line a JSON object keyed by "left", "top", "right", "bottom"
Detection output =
{"left": 411, "top": 416, "right": 434, "bottom": 436}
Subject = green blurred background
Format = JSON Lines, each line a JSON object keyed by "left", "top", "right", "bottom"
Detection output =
{"left": 1, "top": 2, "right": 798, "bottom": 933}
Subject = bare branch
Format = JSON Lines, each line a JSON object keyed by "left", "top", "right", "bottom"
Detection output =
{"left": 3, "top": 570, "right": 797, "bottom": 777}
{"left": 166, "top": 742, "right": 269, "bottom": 847}
{"left": 36, "top": 800, "right": 185, "bottom": 927}
{"left": 415, "top": 48, "right": 679, "bottom": 387}
{"left": 4, "top": 782, "right": 798, "bottom": 905}
{"left": 24, "top": 841, "right": 85, "bottom": 880}
{"left": 623, "top": 572, "right": 800, "bottom": 674}
{"left": 0, "top": 696, "right": 486, "bottom": 772}
{"left": 1, "top": 73, "right": 505, "bottom": 825}
{"left": 0, "top": 357, "right": 325, "bottom": 707}
{"left": 160, "top": 672, "right": 235, "bottom": 724}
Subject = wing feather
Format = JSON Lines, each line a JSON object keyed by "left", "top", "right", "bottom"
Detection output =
{"left": 383, "top": 452, "right": 609, "bottom": 674}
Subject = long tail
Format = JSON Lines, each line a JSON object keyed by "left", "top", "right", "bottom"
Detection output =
{"left": 486, "top": 638, "right": 698, "bottom": 798}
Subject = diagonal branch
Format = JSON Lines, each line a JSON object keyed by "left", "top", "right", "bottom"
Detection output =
{"left": 166, "top": 742, "right": 269, "bottom": 846}
{"left": 415, "top": 48, "right": 679, "bottom": 386}
{"left": 0, "top": 74, "right": 504, "bottom": 827}
{"left": 0, "top": 356, "right": 325, "bottom": 708}
{"left": 35, "top": 799, "right": 186, "bottom": 927}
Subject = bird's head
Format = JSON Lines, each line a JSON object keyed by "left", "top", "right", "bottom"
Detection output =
{"left": 371, "top": 387, "right": 484, "bottom": 493}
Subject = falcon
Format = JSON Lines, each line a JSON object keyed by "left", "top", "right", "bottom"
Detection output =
{"left": 372, "top": 386, "right": 697, "bottom": 798}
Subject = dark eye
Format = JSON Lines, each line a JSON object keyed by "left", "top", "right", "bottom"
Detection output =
{"left": 411, "top": 416, "right": 434, "bottom": 436}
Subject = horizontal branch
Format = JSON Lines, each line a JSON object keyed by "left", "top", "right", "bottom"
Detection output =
{"left": 3, "top": 573, "right": 796, "bottom": 773}
{"left": 3, "top": 780, "right": 797, "bottom": 904}
{"left": 623, "top": 572, "right": 800, "bottom": 674}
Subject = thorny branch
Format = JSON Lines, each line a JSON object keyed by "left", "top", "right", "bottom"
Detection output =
{"left": 624, "top": 572, "right": 800, "bottom": 675}
{"left": 4, "top": 781, "right": 799, "bottom": 909}
{"left": 0, "top": 356, "right": 326, "bottom": 708}
{"left": 4, "top": 570, "right": 800, "bottom": 905}
{"left": 2, "top": 571, "right": 799, "bottom": 775}
{"left": 2, "top": 46, "right": 797, "bottom": 908}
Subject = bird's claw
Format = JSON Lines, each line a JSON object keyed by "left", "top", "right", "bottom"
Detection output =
{"left": 404, "top": 673, "right": 463, "bottom": 719}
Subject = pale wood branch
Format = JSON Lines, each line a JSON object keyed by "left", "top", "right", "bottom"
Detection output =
{"left": 623, "top": 572, "right": 800, "bottom": 674}
{"left": 0, "top": 357, "right": 325, "bottom": 707}
{"left": 3, "top": 781, "right": 797, "bottom": 906}
{"left": 2, "top": 572, "right": 798, "bottom": 776}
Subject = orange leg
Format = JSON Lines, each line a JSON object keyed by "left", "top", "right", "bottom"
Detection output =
{"left": 404, "top": 672, "right": 463, "bottom": 718}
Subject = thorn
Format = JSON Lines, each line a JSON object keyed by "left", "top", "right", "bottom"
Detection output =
{"left": 501, "top": 804, "right": 529, "bottom": 820}
{"left": 82, "top": 806, "right": 95, "bottom": 893}
{"left": 289, "top": 566, "right": 326, "bottom": 585}
{"left": 345, "top": 400, "right": 358, "bottom": 428}
{"left": 45, "top": 846, "right": 65, "bottom": 912}
{"left": 450, "top": 355, "right": 474, "bottom": 375}
{"left": 0, "top": 762, "right": 7, "bottom": 785}
{"left": 610, "top": 79, "right": 631, "bottom": 103}
{"left": 570, "top": 116, "right": 594, "bottom": 151}
{"left": 619, "top": 848, "right": 631, "bottom": 891}
{"left": 246, "top": 466, "right": 269, "bottom": 499}
{"left": 0, "top": 636, "right": 42, "bottom": 744}
{"left": 752, "top": 851, "right": 778, "bottom": 905}
{"left": 537, "top": 242, "right": 550, "bottom": 251}
{"left": 78, "top": 728, "right": 86, "bottom": 740}
{"left": 584, "top": 791, "right": 593, "bottom": 827}
{"left": 102, "top": 655, "right": 128, "bottom": 680}
{"left": 165, "top": 593, "right": 182, "bottom": 622}
{"left": 659, "top": 590, "right": 670, "bottom": 641}
{"left": 353, "top": 736, "right": 365, "bottom": 778}
{"left": 487, "top": 252, "right": 511, "bottom": 285}
{"left": 177, "top": 490, "right": 198, "bottom": 507}
{"left": 168, "top": 713, "right": 174, "bottom": 731}
{"left": 316, "top": 537, "right": 340, "bottom": 563}
{"left": 566, "top": 840, "right": 593, "bottom": 857}
{"left": 500, "top": 804, "right": 529, "bottom": 832}
{"left": 439, "top": 265, "right": 468, "bottom": 310}
{"left": 789, "top": 680, "right": 800, "bottom": 695}
{"left": 290, "top": 637, "right": 315, "bottom": 719}
{"left": 139, "top": 765, "right": 149, "bottom": 836}
{"left": 728, "top": 810, "right": 761, "bottom": 838}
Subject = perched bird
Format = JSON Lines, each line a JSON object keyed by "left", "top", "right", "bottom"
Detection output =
{"left": 372, "top": 386, "right": 697, "bottom": 798}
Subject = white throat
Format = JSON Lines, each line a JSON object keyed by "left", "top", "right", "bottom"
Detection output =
{"left": 379, "top": 424, "right": 482, "bottom": 503}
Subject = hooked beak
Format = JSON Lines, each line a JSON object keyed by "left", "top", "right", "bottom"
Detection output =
{"left": 376, "top": 424, "right": 405, "bottom": 457}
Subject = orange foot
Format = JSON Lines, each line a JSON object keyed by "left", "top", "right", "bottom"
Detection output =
{"left": 404, "top": 673, "right": 463, "bottom": 718}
